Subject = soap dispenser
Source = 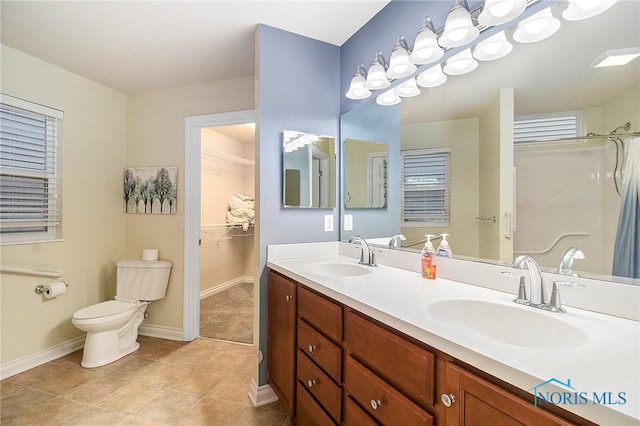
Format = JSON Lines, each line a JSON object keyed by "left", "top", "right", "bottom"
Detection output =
{"left": 436, "top": 233, "right": 453, "bottom": 257}
{"left": 421, "top": 235, "right": 437, "bottom": 279}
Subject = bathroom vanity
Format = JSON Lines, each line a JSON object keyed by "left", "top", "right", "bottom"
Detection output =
{"left": 267, "top": 242, "right": 639, "bottom": 425}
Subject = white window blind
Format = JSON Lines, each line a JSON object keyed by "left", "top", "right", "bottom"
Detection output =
{"left": 401, "top": 148, "right": 451, "bottom": 225}
{"left": 514, "top": 112, "right": 580, "bottom": 143}
{"left": 0, "top": 94, "right": 63, "bottom": 244}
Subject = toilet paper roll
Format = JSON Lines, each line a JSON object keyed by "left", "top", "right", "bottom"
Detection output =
{"left": 43, "top": 281, "right": 66, "bottom": 299}
{"left": 142, "top": 249, "right": 159, "bottom": 261}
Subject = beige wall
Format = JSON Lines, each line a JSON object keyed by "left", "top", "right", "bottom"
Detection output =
{"left": 0, "top": 45, "right": 127, "bottom": 363}
{"left": 200, "top": 128, "right": 255, "bottom": 292}
{"left": 125, "top": 78, "right": 255, "bottom": 329}
{"left": 401, "top": 119, "right": 480, "bottom": 257}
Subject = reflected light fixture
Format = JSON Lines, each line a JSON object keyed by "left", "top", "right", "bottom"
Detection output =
{"left": 345, "top": 64, "right": 371, "bottom": 100}
{"left": 562, "top": 0, "right": 618, "bottom": 21}
{"left": 387, "top": 36, "right": 417, "bottom": 79}
{"left": 439, "top": 0, "right": 480, "bottom": 49}
{"left": 478, "top": 0, "right": 526, "bottom": 26}
{"left": 416, "top": 64, "right": 448, "bottom": 88}
{"left": 443, "top": 49, "right": 479, "bottom": 75}
{"left": 410, "top": 17, "right": 445, "bottom": 65}
{"left": 364, "top": 52, "right": 391, "bottom": 90}
{"left": 590, "top": 47, "right": 640, "bottom": 68}
{"left": 376, "top": 89, "right": 402, "bottom": 106}
{"left": 394, "top": 78, "right": 421, "bottom": 98}
{"left": 513, "top": 8, "right": 561, "bottom": 43}
{"left": 473, "top": 31, "right": 513, "bottom": 61}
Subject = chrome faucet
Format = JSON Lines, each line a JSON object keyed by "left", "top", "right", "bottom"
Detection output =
{"left": 388, "top": 233, "right": 406, "bottom": 249}
{"left": 510, "top": 255, "right": 548, "bottom": 307}
{"left": 348, "top": 235, "right": 376, "bottom": 266}
{"left": 557, "top": 247, "right": 585, "bottom": 276}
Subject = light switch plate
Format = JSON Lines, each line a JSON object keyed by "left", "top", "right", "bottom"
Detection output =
{"left": 344, "top": 214, "right": 353, "bottom": 231}
{"left": 324, "top": 215, "right": 334, "bottom": 232}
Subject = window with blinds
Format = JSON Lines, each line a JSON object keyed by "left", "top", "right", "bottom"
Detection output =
{"left": 0, "top": 95, "right": 63, "bottom": 244}
{"left": 401, "top": 147, "right": 451, "bottom": 226}
{"left": 514, "top": 112, "right": 581, "bottom": 143}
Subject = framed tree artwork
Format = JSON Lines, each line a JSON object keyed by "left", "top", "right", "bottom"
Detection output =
{"left": 123, "top": 166, "right": 177, "bottom": 214}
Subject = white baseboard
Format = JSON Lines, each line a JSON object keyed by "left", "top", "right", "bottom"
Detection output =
{"left": 248, "top": 378, "right": 279, "bottom": 408}
{"left": 200, "top": 275, "right": 254, "bottom": 300}
{"left": 139, "top": 323, "right": 183, "bottom": 341}
{"left": 0, "top": 335, "right": 85, "bottom": 380}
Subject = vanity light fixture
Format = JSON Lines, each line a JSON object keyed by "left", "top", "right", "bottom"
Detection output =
{"left": 478, "top": 0, "right": 527, "bottom": 26}
{"left": 409, "top": 17, "right": 445, "bottom": 65}
{"left": 439, "top": 0, "right": 480, "bottom": 49}
{"left": 590, "top": 47, "right": 640, "bottom": 68}
{"left": 416, "top": 64, "right": 448, "bottom": 88}
{"left": 562, "top": 0, "right": 618, "bottom": 21}
{"left": 473, "top": 31, "right": 513, "bottom": 61}
{"left": 364, "top": 51, "right": 391, "bottom": 90}
{"left": 376, "top": 89, "right": 402, "bottom": 106}
{"left": 443, "top": 49, "right": 479, "bottom": 75}
{"left": 512, "top": 8, "right": 561, "bottom": 44}
{"left": 394, "top": 78, "right": 421, "bottom": 97}
{"left": 387, "top": 36, "right": 417, "bottom": 79}
{"left": 346, "top": 64, "right": 372, "bottom": 100}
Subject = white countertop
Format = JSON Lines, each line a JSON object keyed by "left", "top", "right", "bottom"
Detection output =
{"left": 267, "top": 247, "right": 640, "bottom": 425}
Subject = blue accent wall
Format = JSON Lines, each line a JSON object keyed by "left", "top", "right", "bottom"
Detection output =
{"left": 256, "top": 24, "right": 340, "bottom": 384}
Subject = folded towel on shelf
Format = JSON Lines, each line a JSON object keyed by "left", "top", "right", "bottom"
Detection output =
{"left": 226, "top": 193, "right": 255, "bottom": 229}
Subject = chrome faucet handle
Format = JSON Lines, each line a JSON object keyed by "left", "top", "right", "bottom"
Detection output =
{"left": 502, "top": 271, "right": 528, "bottom": 304}
{"left": 370, "top": 249, "right": 382, "bottom": 267}
{"left": 388, "top": 233, "right": 406, "bottom": 249}
{"left": 547, "top": 281, "right": 585, "bottom": 313}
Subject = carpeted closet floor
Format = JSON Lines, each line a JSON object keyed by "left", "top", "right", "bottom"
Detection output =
{"left": 200, "top": 282, "right": 253, "bottom": 344}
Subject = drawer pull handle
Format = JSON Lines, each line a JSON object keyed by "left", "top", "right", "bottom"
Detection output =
{"left": 370, "top": 399, "right": 382, "bottom": 410}
{"left": 308, "top": 344, "right": 318, "bottom": 353}
{"left": 441, "top": 393, "right": 456, "bottom": 408}
{"left": 285, "top": 294, "right": 293, "bottom": 302}
{"left": 307, "top": 379, "right": 317, "bottom": 388}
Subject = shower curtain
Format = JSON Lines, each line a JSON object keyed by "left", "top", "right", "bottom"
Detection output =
{"left": 613, "top": 137, "right": 640, "bottom": 279}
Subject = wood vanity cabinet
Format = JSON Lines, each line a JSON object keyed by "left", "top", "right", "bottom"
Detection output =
{"left": 267, "top": 271, "right": 297, "bottom": 417}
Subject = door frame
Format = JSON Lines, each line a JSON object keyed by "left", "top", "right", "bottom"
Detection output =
{"left": 183, "top": 110, "right": 257, "bottom": 341}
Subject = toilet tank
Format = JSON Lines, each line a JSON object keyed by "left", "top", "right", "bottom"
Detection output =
{"left": 116, "top": 260, "right": 172, "bottom": 301}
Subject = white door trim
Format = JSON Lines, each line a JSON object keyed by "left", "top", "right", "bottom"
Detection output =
{"left": 183, "top": 110, "right": 256, "bottom": 341}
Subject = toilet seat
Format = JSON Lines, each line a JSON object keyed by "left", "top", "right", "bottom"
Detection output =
{"left": 73, "top": 300, "right": 140, "bottom": 321}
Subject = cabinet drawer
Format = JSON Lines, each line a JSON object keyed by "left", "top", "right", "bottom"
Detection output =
{"left": 345, "top": 356, "right": 434, "bottom": 426}
{"left": 345, "top": 310, "right": 435, "bottom": 407}
{"left": 298, "top": 319, "right": 342, "bottom": 382}
{"left": 344, "top": 396, "right": 379, "bottom": 426}
{"left": 298, "top": 286, "right": 342, "bottom": 342}
{"left": 296, "top": 381, "right": 337, "bottom": 426}
{"left": 297, "top": 349, "right": 342, "bottom": 423}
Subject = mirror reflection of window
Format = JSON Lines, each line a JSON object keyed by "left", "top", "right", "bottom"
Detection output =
{"left": 344, "top": 138, "right": 389, "bottom": 208}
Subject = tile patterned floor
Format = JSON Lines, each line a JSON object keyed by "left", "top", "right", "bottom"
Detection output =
{"left": 1, "top": 337, "right": 289, "bottom": 425}
{"left": 200, "top": 283, "right": 253, "bottom": 344}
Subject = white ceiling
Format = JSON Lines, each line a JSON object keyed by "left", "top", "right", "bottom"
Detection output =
{"left": 0, "top": 1, "right": 389, "bottom": 94}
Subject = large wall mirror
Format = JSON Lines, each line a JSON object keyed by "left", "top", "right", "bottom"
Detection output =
{"left": 283, "top": 130, "right": 337, "bottom": 208}
{"left": 340, "top": 0, "right": 640, "bottom": 283}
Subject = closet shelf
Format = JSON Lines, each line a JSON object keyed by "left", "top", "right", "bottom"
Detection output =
{"left": 201, "top": 223, "right": 254, "bottom": 230}
{"left": 202, "top": 146, "right": 254, "bottom": 166}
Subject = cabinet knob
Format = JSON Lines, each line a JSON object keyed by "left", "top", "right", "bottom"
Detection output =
{"left": 285, "top": 294, "right": 293, "bottom": 301}
{"left": 370, "top": 399, "right": 383, "bottom": 410}
{"left": 441, "top": 393, "right": 456, "bottom": 408}
{"left": 307, "top": 379, "right": 317, "bottom": 388}
{"left": 308, "top": 344, "right": 317, "bottom": 353}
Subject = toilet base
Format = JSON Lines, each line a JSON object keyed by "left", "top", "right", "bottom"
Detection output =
{"left": 79, "top": 302, "right": 148, "bottom": 368}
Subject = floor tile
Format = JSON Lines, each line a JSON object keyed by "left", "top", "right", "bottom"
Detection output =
{"left": 1, "top": 386, "right": 57, "bottom": 421}
{"left": 131, "top": 389, "right": 201, "bottom": 423}
{"left": 63, "top": 375, "right": 129, "bottom": 404}
{"left": 174, "top": 397, "right": 245, "bottom": 426}
{"left": 3, "top": 397, "right": 90, "bottom": 426}
{"left": 97, "top": 382, "right": 164, "bottom": 415}
{"left": 62, "top": 406, "right": 126, "bottom": 426}
{"left": 31, "top": 366, "right": 99, "bottom": 395}
{"left": 169, "top": 368, "right": 230, "bottom": 395}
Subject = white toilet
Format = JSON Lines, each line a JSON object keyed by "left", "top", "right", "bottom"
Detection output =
{"left": 72, "top": 259, "right": 172, "bottom": 368}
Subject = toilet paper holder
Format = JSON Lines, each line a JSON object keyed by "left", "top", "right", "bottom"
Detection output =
{"left": 35, "top": 281, "right": 69, "bottom": 295}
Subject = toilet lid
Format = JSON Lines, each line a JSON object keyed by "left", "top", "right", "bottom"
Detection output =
{"left": 73, "top": 300, "right": 138, "bottom": 320}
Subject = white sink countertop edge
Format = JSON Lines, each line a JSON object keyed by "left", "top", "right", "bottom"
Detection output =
{"left": 267, "top": 253, "right": 640, "bottom": 425}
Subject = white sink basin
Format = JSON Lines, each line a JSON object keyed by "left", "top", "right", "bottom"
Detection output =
{"left": 303, "top": 262, "right": 372, "bottom": 277}
{"left": 428, "top": 299, "right": 587, "bottom": 349}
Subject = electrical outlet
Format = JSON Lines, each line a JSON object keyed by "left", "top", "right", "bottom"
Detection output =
{"left": 344, "top": 214, "right": 353, "bottom": 231}
{"left": 324, "top": 215, "right": 334, "bottom": 232}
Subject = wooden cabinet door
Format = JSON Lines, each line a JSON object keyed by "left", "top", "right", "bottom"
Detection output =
{"left": 444, "top": 363, "right": 575, "bottom": 426}
{"left": 268, "top": 271, "right": 297, "bottom": 417}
